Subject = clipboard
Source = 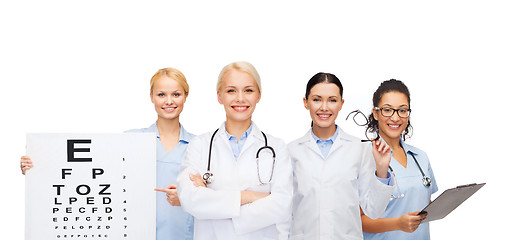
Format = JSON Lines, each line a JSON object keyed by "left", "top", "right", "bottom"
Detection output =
{"left": 419, "top": 183, "right": 485, "bottom": 223}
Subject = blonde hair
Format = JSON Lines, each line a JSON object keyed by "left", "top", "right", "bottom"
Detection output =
{"left": 150, "top": 67, "right": 189, "bottom": 95}
{"left": 216, "top": 61, "right": 261, "bottom": 93}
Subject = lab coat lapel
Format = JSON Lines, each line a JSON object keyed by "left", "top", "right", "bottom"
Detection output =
{"left": 238, "top": 123, "right": 263, "bottom": 159}
{"left": 327, "top": 128, "right": 350, "bottom": 157}
{"left": 300, "top": 129, "right": 325, "bottom": 160}
{"left": 217, "top": 123, "right": 234, "bottom": 155}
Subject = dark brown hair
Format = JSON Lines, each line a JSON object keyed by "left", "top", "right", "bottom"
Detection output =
{"left": 305, "top": 72, "right": 343, "bottom": 99}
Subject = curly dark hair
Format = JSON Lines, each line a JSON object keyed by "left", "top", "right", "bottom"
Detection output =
{"left": 367, "top": 79, "right": 413, "bottom": 140}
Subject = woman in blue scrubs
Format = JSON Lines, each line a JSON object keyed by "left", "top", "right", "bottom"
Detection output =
{"left": 21, "top": 67, "right": 195, "bottom": 240}
{"left": 361, "top": 79, "right": 438, "bottom": 240}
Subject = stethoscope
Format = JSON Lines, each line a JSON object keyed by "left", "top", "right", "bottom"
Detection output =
{"left": 389, "top": 151, "right": 431, "bottom": 187}
{"left": 202, "top": 128, "right": 276, "bottom": 185}
{"left": 389, "top": 151, "right": 431, "bottom": 200}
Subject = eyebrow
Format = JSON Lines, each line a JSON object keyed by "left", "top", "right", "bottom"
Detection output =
{"left": 310, "top": 94, "right": 339, "bottom": 98}
{"left": 381, "top": 103, "right": 409, "bottom": 108}
{"left": 225, "top": 85, "right": 256, "bottom": 89}
{"left": 157, "top": 89, "right": 182, "bottom": 92}
{"left": 155, "top": 89, "right": 183, "bottom": 95}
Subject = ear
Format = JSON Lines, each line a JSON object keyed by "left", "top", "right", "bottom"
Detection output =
{"left": 150, "top": 92, "right": 154, "bottom": 104}
{"left": 337, "top": 99, "right": 345, "bottom": 112}
{"left": 256, "top": 91, "right": 261, "bottom": 103}
{"left": 182, "top": 92, "right": 188, "bottom": 103}
{"left": 217, "top": 91, "right": 223, "bottom": 105}
{"left": 303, "top": 97, "right": 309, "bottom": 110}
{"left": 373, "top": 108, "right": 379, "bottom": 120}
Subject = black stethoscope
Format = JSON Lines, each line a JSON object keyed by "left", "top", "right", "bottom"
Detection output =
{"left": 389, "top": 151, "right": 431, "bottom": 187}
{"left": 202, "top": 128, "right": 276, "bottom": 185}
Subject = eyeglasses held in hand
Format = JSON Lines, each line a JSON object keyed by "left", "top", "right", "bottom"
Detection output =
{"left": 345, "top": 110, "right": 380, "bottom": 142}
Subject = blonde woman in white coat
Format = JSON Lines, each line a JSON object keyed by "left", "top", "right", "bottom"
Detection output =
{"left": 177, "top": 61, "right": 293, "bottom": 240}
{"left": 289, "top": 72, "right": 394, "bottom": 240}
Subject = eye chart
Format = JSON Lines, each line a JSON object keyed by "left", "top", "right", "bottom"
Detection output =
{"left": 25, "top": 133, "right": 156, "bottom": 240}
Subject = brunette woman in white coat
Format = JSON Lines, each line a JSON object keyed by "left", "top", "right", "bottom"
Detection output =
{"left": 288, "top": 72, "right": 394, "bottom": 240}
{"left": 177, "top": 61, "right": 293, "bottom": 240}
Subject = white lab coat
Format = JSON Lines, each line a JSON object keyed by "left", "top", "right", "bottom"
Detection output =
{"left": 177, "top": 122, "right": 293, "bottom": 240}
{"left": 288, "top": 128, "right": 394, "bottom": 240}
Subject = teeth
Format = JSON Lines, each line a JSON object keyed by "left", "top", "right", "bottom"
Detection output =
{"left": 319, "top": 114, "right": 330, "bottom": 118}
{"left": 234, "top": 106, "right": 247, "bottom": 110}
{"left": 388, "top": 124, "right": 400, "bottom": 128}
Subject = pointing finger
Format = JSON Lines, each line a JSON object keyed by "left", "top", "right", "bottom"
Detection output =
{"left": 154, "top": 188, "right": 170, "bottom": 193}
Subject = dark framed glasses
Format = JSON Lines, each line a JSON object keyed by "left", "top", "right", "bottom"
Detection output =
{"left": 345, "top": 110, "right": 380, "bottom": 142}
{"left": 374, "top": 107, "right": 411, "bottom": 118}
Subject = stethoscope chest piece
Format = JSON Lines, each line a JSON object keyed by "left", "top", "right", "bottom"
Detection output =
{"left": 203, "top": 171, "right": 214, "bottom": 185}
{"left": 422, "top": 176, "right": 431, "bottom": 187}
{"left": 408, "top": 151, "right": 432, "bottom": 187}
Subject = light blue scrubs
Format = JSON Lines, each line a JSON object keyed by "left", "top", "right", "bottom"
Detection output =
{"left": 126, "top": 122, "right": 195, "bottom": 240}
{"left": 363, "top": 138, "right": 438, "bottom": 240}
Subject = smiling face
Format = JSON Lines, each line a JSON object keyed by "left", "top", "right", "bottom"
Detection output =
{"left": 217, "top": 69, "right": 261, "bottom": 124}
{"left": 151, "top": 75, "right": 187, "bottom": 121}
{"left": 304, "top": 82, "right": 344, "bottom": 131}
{"left": 373, "top": 91, "right": 410, "bottom": 143}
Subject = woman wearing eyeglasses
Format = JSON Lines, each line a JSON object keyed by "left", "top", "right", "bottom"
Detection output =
{"left": 361, "top": 79, "right": 438, "bottom": 240}
{"left": 288, "top": 72, "right": 394, "bottom": 240}
{"left": 176, "top": 61, "right": 293, "bottom": 240}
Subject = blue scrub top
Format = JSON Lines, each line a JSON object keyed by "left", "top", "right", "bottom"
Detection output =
{"left": 363, "top": 138, "right": 438, "bottom": 240}
{"left": 126, "top": 122, "right": 195, "bottom": 240}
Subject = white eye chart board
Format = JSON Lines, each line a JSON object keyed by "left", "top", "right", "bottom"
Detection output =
{"left": 25, "top": 133, "right": 156, "bottom": 240}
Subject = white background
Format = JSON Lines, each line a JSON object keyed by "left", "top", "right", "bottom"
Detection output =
{"left": 1, "top": 0, "right": 504, "bottom": 239}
